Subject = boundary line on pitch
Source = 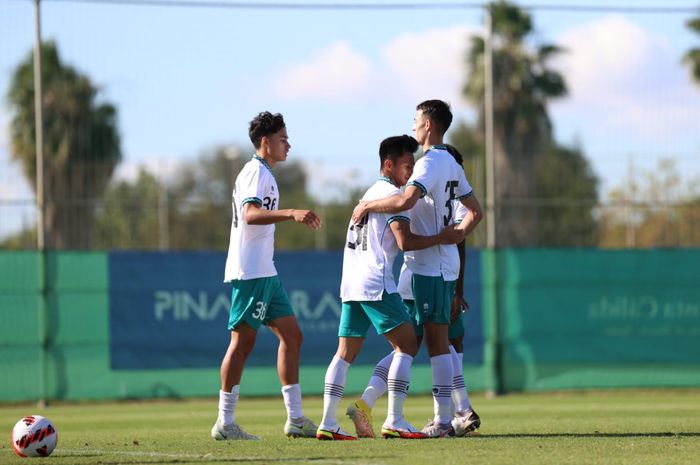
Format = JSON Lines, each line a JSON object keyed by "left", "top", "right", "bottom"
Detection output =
{"left": 56, "top": 448, "right": 388, "bottom": 464}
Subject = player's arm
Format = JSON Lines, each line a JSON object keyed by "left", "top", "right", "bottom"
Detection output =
{"left": 455, "top": 194, "right": 483, "bottom": 236}
{"left": 243, "top": 203, "right": 321, "bottom": 230}
{"left": 389, "top": 218, "right": 463, "bottom": 252}
{"left": 451, "top": 239, "right": 468, "bottom": 322}
{"left": 351, "top": 186, "right": 422, "bottom": 224}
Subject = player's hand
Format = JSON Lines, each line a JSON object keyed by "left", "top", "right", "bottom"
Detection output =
{"left": 351, "top": 201, "right": 369, "bottom": 224}
{"left": 438, "top": 224, "right": 465, "bottom": 244}
{"left": 450, "top": 293, "right": 468, "bottom": 323}
{"left": 292, "top": 209, "right": 322, "bottom": 230}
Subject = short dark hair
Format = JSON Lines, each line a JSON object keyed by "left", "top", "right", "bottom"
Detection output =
{"left": 249, "top": 111, "right": 286, "bottom": 149}
{"left": 416, "top": 99, "right": 453, "bottom": 135}
{"left": 445, "top": 144, "right": 464, "bottom": 166}
{"left": 379, "top": 135, "right": 418, "bottom": 169}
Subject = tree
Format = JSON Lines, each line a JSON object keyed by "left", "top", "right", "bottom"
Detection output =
{"left": 462, "top": 0, "right": 567, "bottom": 246}
{"left": 683, "top": 11, "right": 700, "bottom": 84}
{"left": 157, "top": 147, "right": 325, "bottom": 250}
{"left": 533, "top": 144, "right": 599, "bottom": 246}
{"left": 92, "top": 145, "right": 360, "bottom": 251}
{"left": 450, "top": 122, "right": 599, "bottom": 247}
{"left": 93, "top": 169, "right": 163, "bottom": 249}
{"left": 7, "top": 40, "right": 121, "bottom": 249}
{"left": 598, "top": 159, "right": 700, "bottom": 248}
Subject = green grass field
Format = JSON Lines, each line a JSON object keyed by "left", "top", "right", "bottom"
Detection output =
{"left": 2, "top": 390, "right": 699, "bottom": 465}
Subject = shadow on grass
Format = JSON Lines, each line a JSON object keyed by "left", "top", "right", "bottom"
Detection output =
{"left": 53, "top": 453, "right": 392, "bottom": 464}
{"left": 476, "top": 432, "right": 700, "bottom": 438}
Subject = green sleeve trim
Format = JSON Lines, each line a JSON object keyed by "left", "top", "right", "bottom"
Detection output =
{"left": 388, "top": 215, "right": 410, "bottom": 225}
{"left": 242, "top": 197, "right": 262, "bottom": 206}
{"left": 408, "top": 181, "right": 427, "bottom": 198}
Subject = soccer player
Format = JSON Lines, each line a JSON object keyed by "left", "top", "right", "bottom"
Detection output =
{"left": 348, "top": 145, "right": 481, "bottom": 438}
{"left": 317, "top": 135, "right": 463, "bottom": 441}
{"left": 212, "top": 111, "right": 322, "bottom": 440}
{"left": 351, "top": 100, "right": 483, "bottom": 437}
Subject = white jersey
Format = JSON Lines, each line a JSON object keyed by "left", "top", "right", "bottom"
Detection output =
{"left": 398, "top": 199, "right": 469, "bottom": 299}
{"left": 224, "top": 155, "right": 279, "bottom": 281}
{"left": 397, "top": 262, "right": 413, "bottom": 300}
{"left": 340, "top": 178, "right": 409, "bottom": 302}
{"left": 404, "top": 146, "right": 473, "bottom": 281}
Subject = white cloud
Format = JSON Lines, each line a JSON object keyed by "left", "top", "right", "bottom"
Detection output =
{"left": 305, "top": 160, "right": 369, "bottom": 203}
{"left": 0, "top": 108, "right": 33, "bottom": 201}
{"left": 271, "top": 25, "right": 478, "bottom": 110}
{"left": 553, "top": 15, "right": 700, "bottom": 138}
{"left": 0, "top": 109, "right": 7, "bottom": 153}
{"left": 380, "top": 25, "right": 476, "bottom": 109}
{"left": 113, "top": 156, "right": 183, "bottom": 184}
{"left": 272, "top": 42, "right": 371, "bottom": 101}
{"left": 0, "top": 109, "right": 35, "bottom": 238}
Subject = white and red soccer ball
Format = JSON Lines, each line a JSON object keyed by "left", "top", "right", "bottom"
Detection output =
{"left": 11, "top": 415, "right": 58, "bottom": 458}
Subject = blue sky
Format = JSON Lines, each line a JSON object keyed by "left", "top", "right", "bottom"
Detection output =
{"left": 1, "top": 0, "right": 700, "bottom": 238}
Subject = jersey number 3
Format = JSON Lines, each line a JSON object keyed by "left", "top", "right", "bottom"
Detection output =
{"left": 347, "top": 214, "right": 369, "bottom": 251}
{"left": 444, "top": 180, "right": 458, "bottom": 226}
{"left": 232, "top": 195, "right": 277, "bottom": 228}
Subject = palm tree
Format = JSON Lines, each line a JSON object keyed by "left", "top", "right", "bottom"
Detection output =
{"left": 462, "top": 1, "right": 567, "bottom": 246}
{"left": 684, "top": 11, "right": 700, "bottom": 84}
{"left": 7, "top": 40, "right": 121, "bottom": 249}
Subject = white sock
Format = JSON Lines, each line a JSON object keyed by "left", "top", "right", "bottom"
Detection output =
{"left": 218, "top": 386, "right": 239, "bottom": 425}
{"left": 361, "top": 351, "right": 394, "bottom": 408}
{"left": 450, "top": 347, "right": 472, "bottom": 413}
{"left": 386, "top": 352, "right": 412, "bottom": 425}
{"left": 430, "top": 354, "right": 454, "bottom": 424}
{"left": 281, "top": 384, "right": 304, "bottom": 421}
{"left": 320, "top": 355, "right": 350, "bottom": 430}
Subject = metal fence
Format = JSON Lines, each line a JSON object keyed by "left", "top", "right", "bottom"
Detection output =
{"left": 1, "top": 1, "right": 699, "bottom": 250}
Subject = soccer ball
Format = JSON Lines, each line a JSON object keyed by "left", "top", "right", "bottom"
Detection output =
{"left": 11, "top": 415, "right": 58, "bottom": 458}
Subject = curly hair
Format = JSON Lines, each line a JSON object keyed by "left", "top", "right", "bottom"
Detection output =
{"left": 248, "top": 111, "right": 286, "bottom": 149}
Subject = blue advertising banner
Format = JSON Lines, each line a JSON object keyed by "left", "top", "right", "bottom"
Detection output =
{"left": 108, "top": 250, "right": 483, "bottom": 370}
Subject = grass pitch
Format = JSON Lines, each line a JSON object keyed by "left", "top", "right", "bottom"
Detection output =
{"left": 2, "top": 390, "right": 699, "bottom": 465}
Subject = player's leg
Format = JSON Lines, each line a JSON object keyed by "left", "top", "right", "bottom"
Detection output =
{"left": 318, "top": 301, "right": 369, "bottom": 440}
{"left": 449, "top": 326, "right": 480, "bottom": 436}
{"left": 381, "top": 322, "right": 426, "bottom": 439}
{"left": 362, "top": 352, "right": 394, "bottom": 409}
{"left": 360, "top": 293, "right": 425, "bottom": 439}
{"left": 212, "top": 279, "right": 266, "bottom": 440}
{"left": 346, "top": 350, "right": 393, "bottom": 438}
{"left": 318, "top": 337, "right": 364, "bottom": 440}
{"left": 215, "top": 323, "right": 258, "bottom": 439}
{"left": 348, "top": 298, "right": 421, "bottom": 434}
{"left": 413, "top": 274, "right": 456, "bottom": 438}
{"left": 266, "top": 277, "right": 316, "bottom": 438}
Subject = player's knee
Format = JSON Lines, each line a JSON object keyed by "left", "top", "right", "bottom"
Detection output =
{"left": 280, "top": 328, "right": 303, "bottom": 352}
{"left": 230, "top": 340, "right": 255, "bottom": 361}
{"left": 395, "top": 340, "right": 418, "bottom": 357}
{"left": 449, "top": 338, "right": 463, "bottom": 353}
{"left": 394, "top": 332, "right": 418, "bottom": 356}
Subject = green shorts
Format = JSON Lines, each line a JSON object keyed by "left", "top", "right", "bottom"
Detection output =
{"left": 405, "top": 298, "right": 464, "bottom": 339}
{"left": 339, "top": 292, "right": 411, "bottom": 338}
{"left": 411, "top": 274, "right": 456, "bottom": 326}
{"left": 227, "top": 276, "right": 295, "bottom": 331}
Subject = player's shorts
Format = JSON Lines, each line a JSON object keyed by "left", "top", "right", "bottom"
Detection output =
{"left": 227, "top": 276, "right": 295, "bottom": 331}
{"left": 403, "top": 299, "right": 422, "bottom": 337}
{"left": 411, "top": 274, "right": 456, "bottom": 326}
{"left": 339, "top": 292, "right": 411, "bottom": 338}
{"left": 405, "top": 298, "right": 464, "bottom": 339}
